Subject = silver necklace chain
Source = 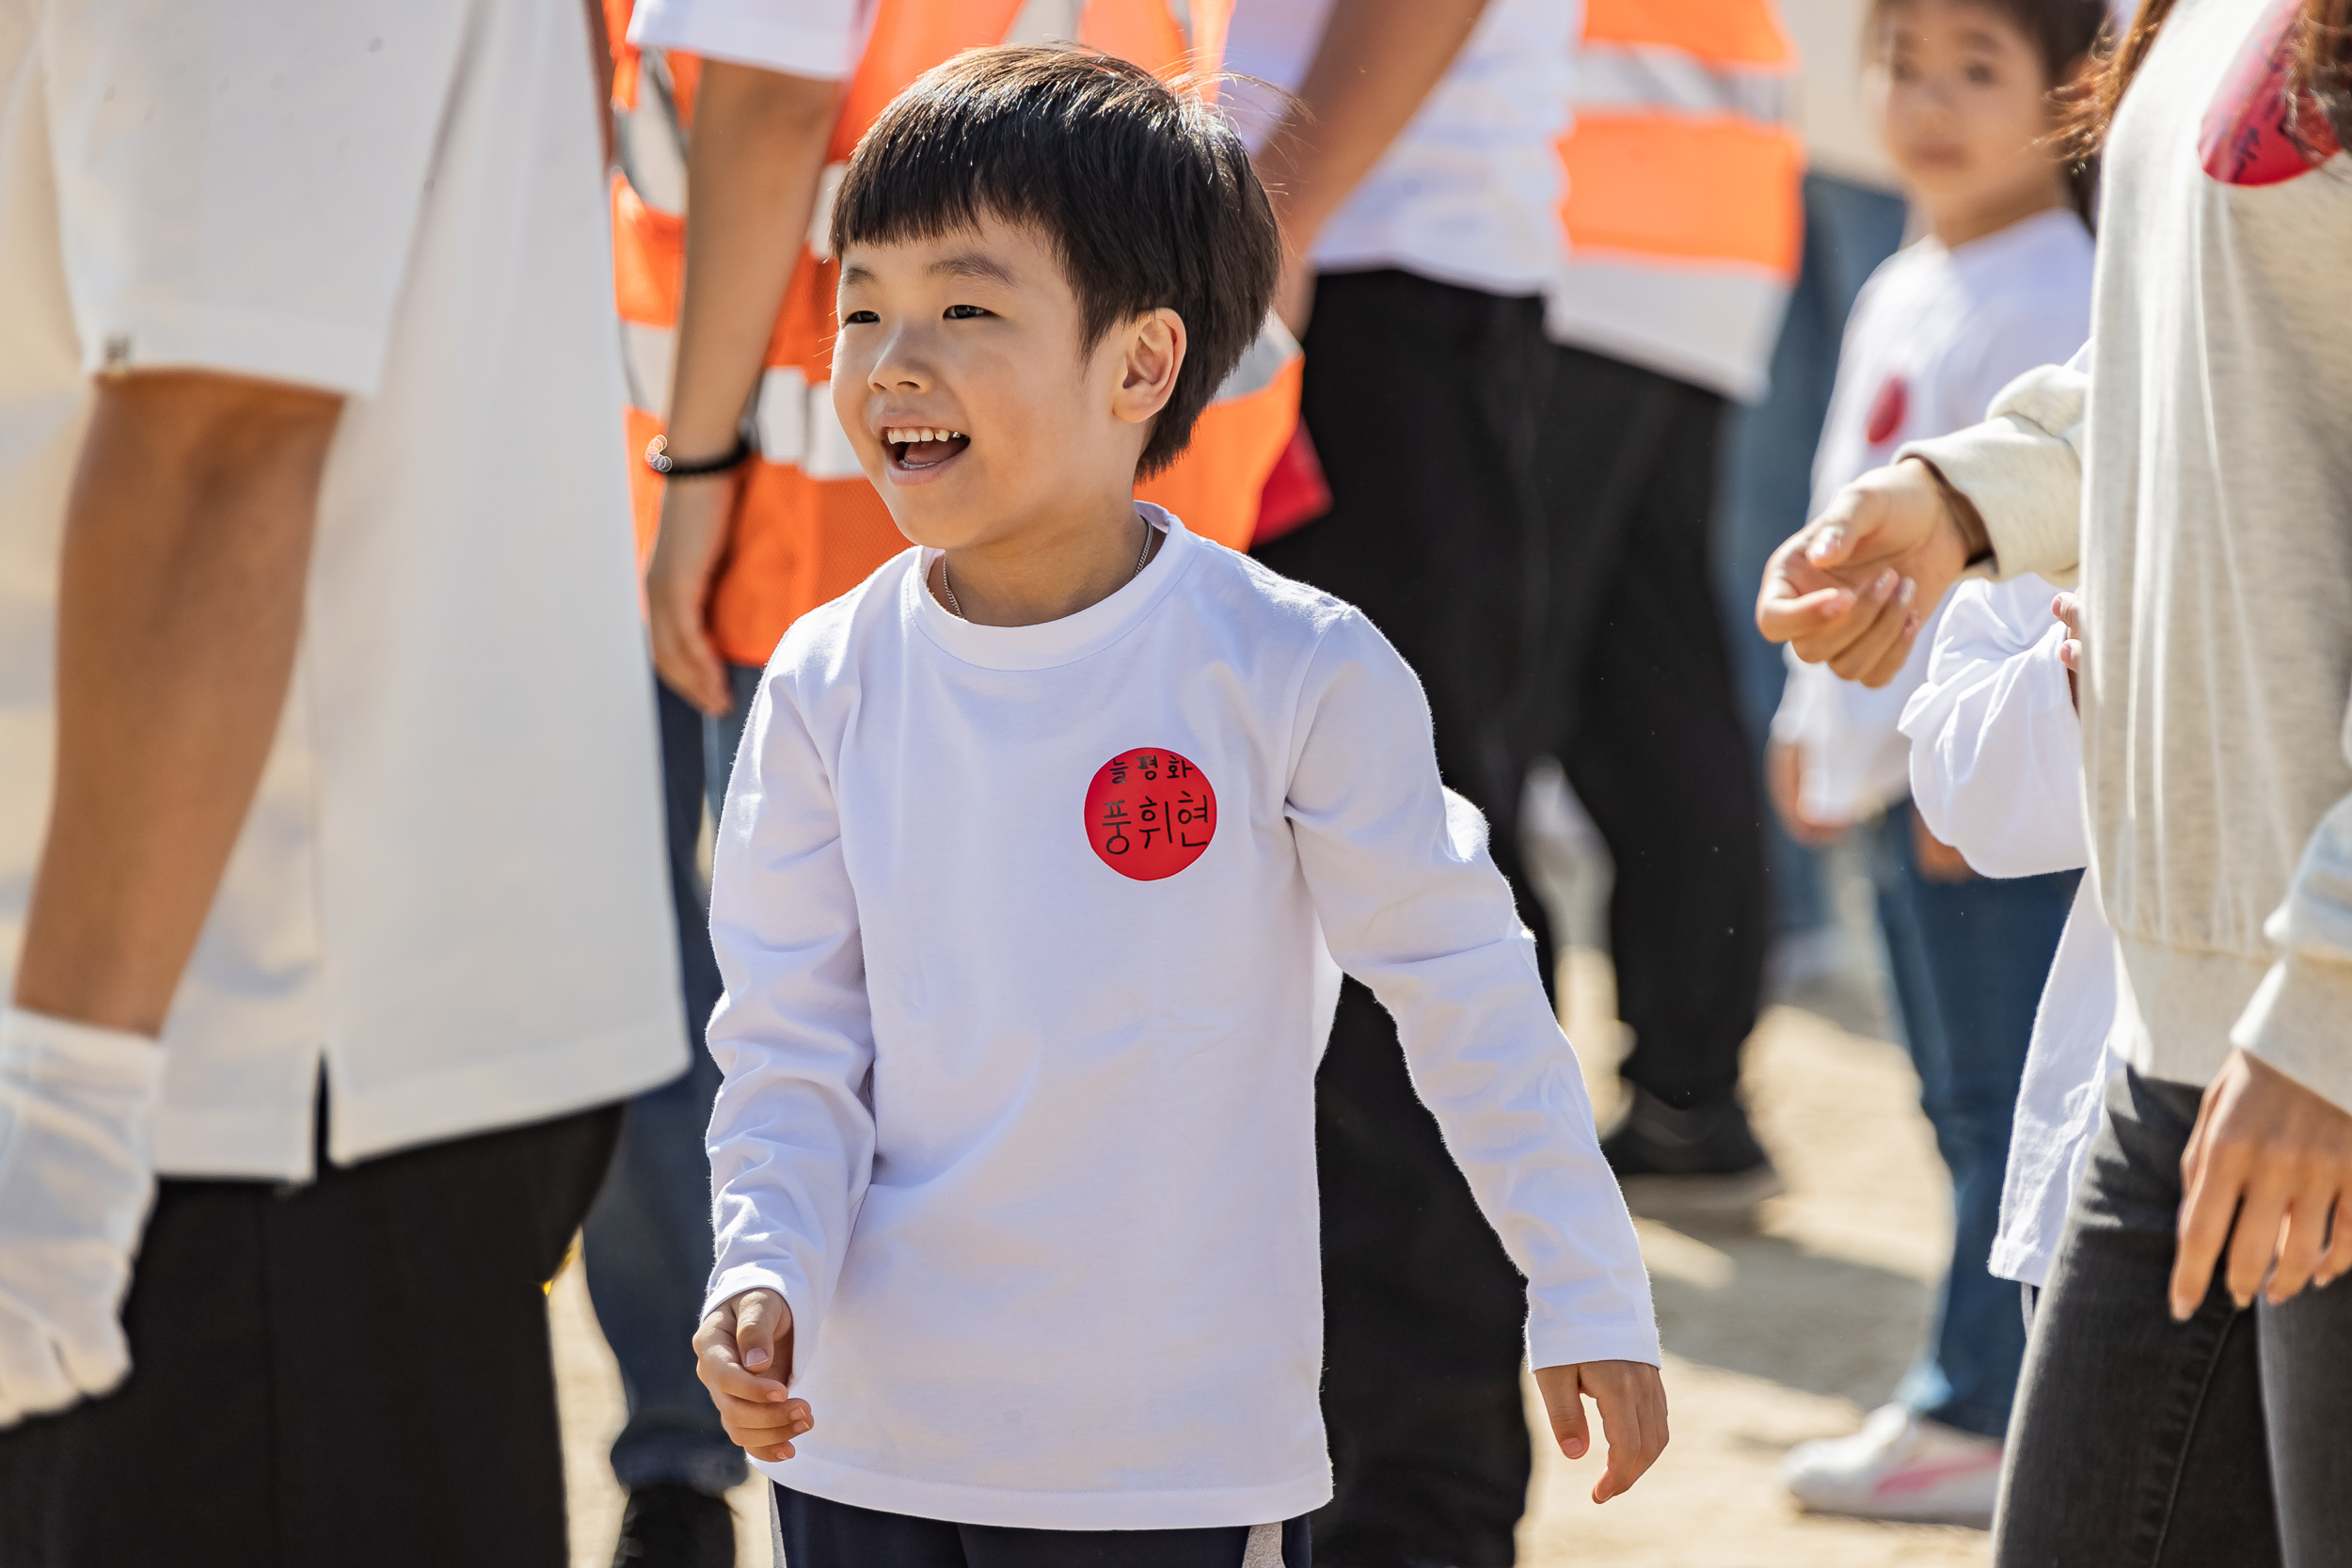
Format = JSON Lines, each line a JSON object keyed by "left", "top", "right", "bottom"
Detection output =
{"left": 939, "top": 522, "right": 1153, "bottom": 620}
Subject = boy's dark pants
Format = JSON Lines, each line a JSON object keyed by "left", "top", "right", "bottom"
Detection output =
{"left": 771, "top": 1484, "right": 1312, "bottom": 1566}
{"left": 0, "top": 1098, "right": 618, "bottom": 1568}
{"left": 1256, "top": 269, "right": 1552, "bottom": 1568}
{"left": 1994, "top": 1069, "right": 2352, "bottom": 1567}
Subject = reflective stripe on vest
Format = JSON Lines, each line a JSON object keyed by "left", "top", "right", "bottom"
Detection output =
{"left": 1560, "top": 0, "right": 1803, "bottom": 276}
{"left": 611, "top": 0, "right": 1291, "bottom": 667}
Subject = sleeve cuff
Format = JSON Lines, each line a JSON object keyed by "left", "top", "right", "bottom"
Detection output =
{"left": 1896, "top": 362, "right": 2089, "bottom": 587}
{"left": 1527, "top": 1320, "right": 1663, "bottom": 1371}
{"left": 2232, "top": 952, "right": 2352, "bottom": 1115}
{"left": 628, "top": 1, "right": 857, "bottom": 79}
{"left": 702, "top": 1262, "right": 822, "bottom": 1369}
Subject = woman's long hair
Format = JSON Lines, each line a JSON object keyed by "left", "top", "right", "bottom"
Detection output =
{"left": 2067, "top": 0, "right": 2351, "bottom": 153}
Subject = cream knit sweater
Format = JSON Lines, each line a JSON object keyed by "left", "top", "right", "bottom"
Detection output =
{"left": 1906, "top": 0, "right": 2352, "bottom": 1108}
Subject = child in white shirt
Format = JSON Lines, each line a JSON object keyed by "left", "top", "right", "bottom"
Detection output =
{"left": 1764, "top": 0, "right": 2106, "bottom": 1527}
{"left": 1900, "top": 577, "right": 2120, "bottom": 1299}
{"left": 688, "top": 47, "right": 1664, "bottom": 1564}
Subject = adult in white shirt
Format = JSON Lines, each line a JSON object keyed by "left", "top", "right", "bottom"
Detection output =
{"left": 1225, "top": 2, "right": 1588, "bottom": 1559}
{"left": 0, "top": 2, "right": 685, "bottom": 1561}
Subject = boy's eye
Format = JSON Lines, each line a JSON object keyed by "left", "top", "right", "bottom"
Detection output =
{"left": 944, "top": 304, "right": 992, "bottom": 321}
{"left": 1964, "top": 61, "right": 1995, "bottom": 85}
{"left": 843, "top": 309, "right": 880, "bottom": 325}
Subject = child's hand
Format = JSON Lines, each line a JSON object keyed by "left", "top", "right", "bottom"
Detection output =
{"left": 1765, "top": 739, "right": 1847, "bottom": 848}
{"left": 2052, "top": 592, "right": 2083, "bottom": 711}
{"left": 692, "top": 1288, "right": 814, "bottom": 1462}
{"left": 1534, "top": 1359, "right": 1669, "bottom": 1503}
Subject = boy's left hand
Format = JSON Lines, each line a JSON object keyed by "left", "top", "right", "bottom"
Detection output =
{"left": 1534, "top": 1359, "right": 1669, "bottom": 1503}
{"left": 693, "top": 1288, "right": 814, "bottom": 1462}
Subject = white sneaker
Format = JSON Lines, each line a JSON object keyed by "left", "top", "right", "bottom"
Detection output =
{"left": 1782, "top": 1403, "right": 2002, "bottom": 1526}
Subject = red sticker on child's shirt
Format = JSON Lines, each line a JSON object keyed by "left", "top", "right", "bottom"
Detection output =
{"left": 1085, "top": 749, "right": 1216, "bottom": 880}
{"left": 1865, "top": 375, "right": 1908, "bottom": 448}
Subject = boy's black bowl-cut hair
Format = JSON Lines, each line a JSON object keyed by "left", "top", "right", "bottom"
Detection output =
{"left": 830, "top": 45, "right": 1280, "bottom": 478}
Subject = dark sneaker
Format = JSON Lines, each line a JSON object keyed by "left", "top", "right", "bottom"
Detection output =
{"left": 1600, "top": 1083, "right": 1784, "bottom": 1216}
{"left": 612, "top": 1483, "right": 736, "bottom": 1568}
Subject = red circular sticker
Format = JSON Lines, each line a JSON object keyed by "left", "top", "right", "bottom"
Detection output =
{"left": 1084, "top": 748, "right": 1216, "bottom": 880}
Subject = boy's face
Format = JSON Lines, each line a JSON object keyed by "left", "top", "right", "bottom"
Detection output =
{"left": 833, "top": 212, "right": 1177, "bottom": 551}
{"left": 1865, "top": 0, "right": 2065, "bottom": 217}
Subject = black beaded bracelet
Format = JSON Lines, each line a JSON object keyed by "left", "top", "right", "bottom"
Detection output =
{"left": 644, "top": 430, "right": 756, "bottom": 478}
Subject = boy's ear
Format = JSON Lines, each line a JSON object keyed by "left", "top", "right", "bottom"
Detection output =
{"left": 1110, "top": 309, "right": 1186, "bottom": 428}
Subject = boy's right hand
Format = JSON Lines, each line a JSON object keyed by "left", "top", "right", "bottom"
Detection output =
{"left": 693, "top": 1288, "right": 813, "bottom": 1462}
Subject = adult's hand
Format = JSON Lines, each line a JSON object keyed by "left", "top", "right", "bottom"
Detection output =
{"left": 0, "top": 1012, "right": 163, "bottom": 1428}
{"left": 2171, "top": 1050, "right": 2352, "bottom": 1320}
{"left": 1756, "top": 457, "right": 1985, "bottom": 689}
{"left": 646, "top": 474, "right": 738, "bottom": 716}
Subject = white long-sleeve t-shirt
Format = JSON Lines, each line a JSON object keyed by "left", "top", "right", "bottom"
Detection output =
{"left": 1899, "top": 578, "right": 2120, "bottom": 1287}
{"left": 702, "top": 506, "right": 1656, "bottom": 1530}
{"left": 1770, "top": 208, "right": 2091, "bottom": 825}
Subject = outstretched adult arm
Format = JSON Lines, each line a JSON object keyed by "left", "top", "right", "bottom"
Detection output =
{"left": 1248, "top": 0, "right": 1492, "bottom": 332}
{"left": 16, "top": 372, "right": 341, "bottom": 1033}
{"left": 644, "top": 62, "right": 839, "bottom": 715}
{"left": 0, "top": 371, "right": 338, "bottom": 1427}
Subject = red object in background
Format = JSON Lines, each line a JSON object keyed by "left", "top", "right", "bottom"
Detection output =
{"left": 1249, "top": 424, "right": 1332, "bottom": 547}
{"left": 2200, "top": 0, "right": 2340, "bottom": 186}
{"left": 1865, "top": 375, "right": 1908, "bottom": 448}
{"left": 1085, "top": 749, "right": 1216, "bottom": 881}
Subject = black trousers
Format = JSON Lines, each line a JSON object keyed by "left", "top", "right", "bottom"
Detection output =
{"left": 1995, "top": 1069, "right": 2352, "bottom": 1567}
{"left": 0, "top": 1099, "right": 620, "bottom": 1568}
{"left": 771, "top": 1485, "right": 1311, "bottom": 1566}
{"left": 1255, "top": 270, "right": 1549, "bottom": 1568}
{"left": 1527, "top": 347, "right": 1766, "bottom": 1110}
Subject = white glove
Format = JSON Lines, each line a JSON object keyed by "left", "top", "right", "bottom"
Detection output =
{"left": 0, "top": 1006, "right": 164, "bottom": 1427}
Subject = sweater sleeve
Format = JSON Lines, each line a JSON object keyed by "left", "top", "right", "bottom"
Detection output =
{"left": 1284, "top": 611, "right": 1660, "bottom": 1370}
{"left": 2232, "top": 783, "right": 2352, "bottom": 1113}
{"left": 1899, "top": 355, "right": 2090, "bottom": 588}
{"left": 1898, "top": 578, "right": 2090, "bottom": 879}
{"left": 700, "top": 669, "right": 878, "bottom": 1365}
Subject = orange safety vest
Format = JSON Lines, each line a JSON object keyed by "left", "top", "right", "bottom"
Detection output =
{"left": 608, "top": 0, "right": 1299, "bottom": 669}
{"left": 1550, "top": 0, "right": 1804, "bottom": 398}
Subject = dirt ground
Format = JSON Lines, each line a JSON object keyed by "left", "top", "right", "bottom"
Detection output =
{"left": 549, "top": 936, "right": 1990, "bottom": 1567}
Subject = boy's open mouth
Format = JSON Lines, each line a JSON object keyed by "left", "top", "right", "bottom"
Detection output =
{"left": 883, "top": 426, "right": 971, "bottom": 472}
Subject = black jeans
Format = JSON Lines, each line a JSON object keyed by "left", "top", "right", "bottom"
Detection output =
{"left": 1996, "top": 1069, "right": 2352, "bottom": 1567}
{"left": 1254, "top": 270, "right": 1549, "bottom": 1568}
{"left": 1527, "top": 346, "right": 1765, "bottom": 1112}
{"left": 0, "top": 1098, "right": 620, "bottom": 1567}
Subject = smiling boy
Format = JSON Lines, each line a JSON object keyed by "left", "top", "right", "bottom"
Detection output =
{"left": 689, "top": 47, "right": 1665, "bottom": 1564}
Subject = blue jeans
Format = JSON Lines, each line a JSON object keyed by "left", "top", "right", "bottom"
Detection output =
{"left": 1712, "top": 173, "right": 1908, "bottom": 940}
{"left": 580, "top": 677, "right": 745, "bottom": 1496}
{"left": 1868, "top": 806, "right": 2077, "bottom": 1438}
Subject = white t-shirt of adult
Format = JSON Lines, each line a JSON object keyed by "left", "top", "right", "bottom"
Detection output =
{"left": 1899, "top": 576, "right": 2121, "bottom": 1288}
{"left": 704, "top": 506, "right": 1657, "bottom": 1528}
{"left": 1222, "top": 0, "right": 1579, "bottom": 296}
{"left": 1771, "top": 207, "right": 2091, "bottom": 824}
{"left": 0, "top": 0, "right": 687, "bottom": 1179}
